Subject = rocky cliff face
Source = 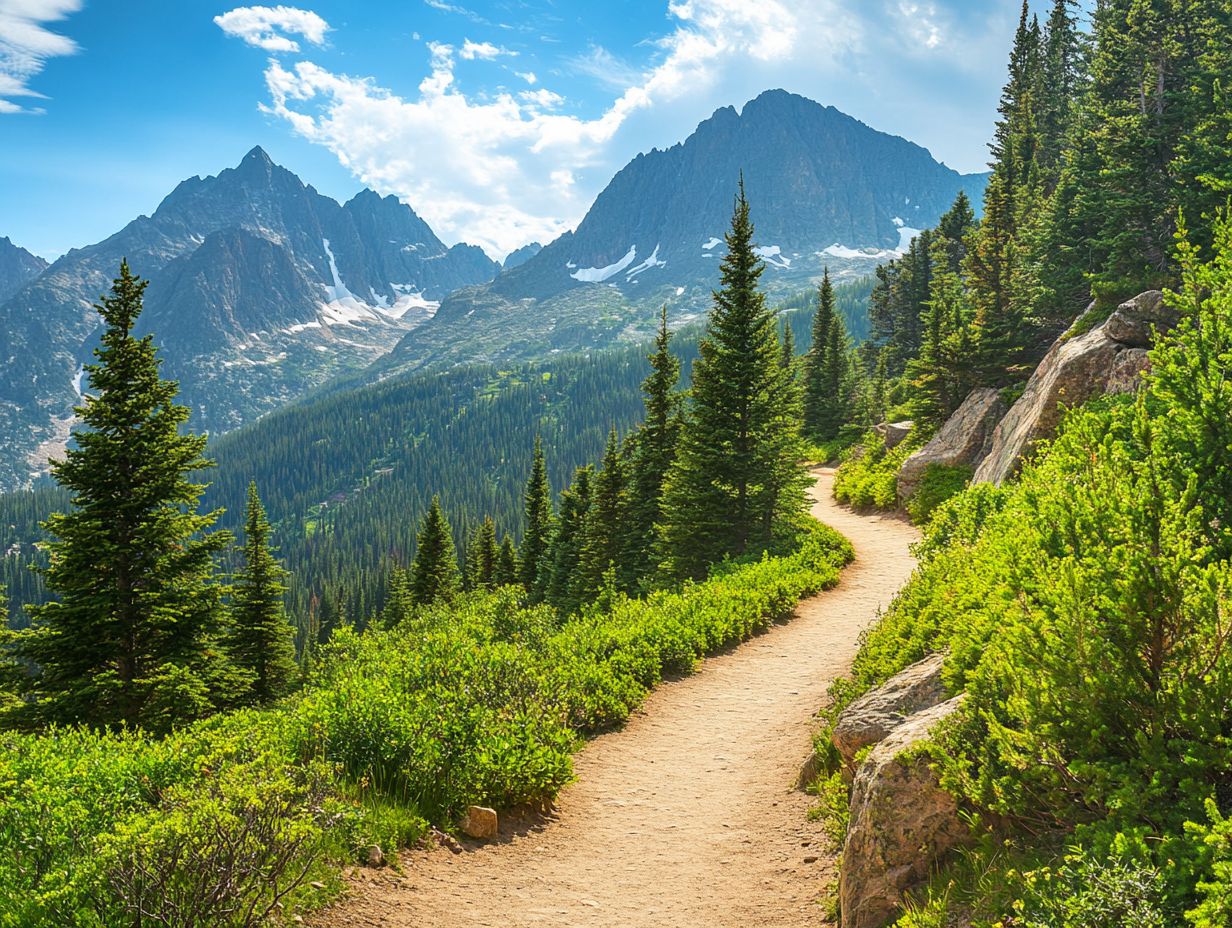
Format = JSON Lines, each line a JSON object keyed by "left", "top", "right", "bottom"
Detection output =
{"left": 366, "top": 90, "right": 989, "bottom": 380}
{"left": 972, "top": 291, "right": 1176, "bottom": 486}
{"left": 0, "top": 147, "right": 499, "bottom": 490}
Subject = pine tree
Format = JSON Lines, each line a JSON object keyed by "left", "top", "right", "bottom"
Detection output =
{"left": 495, "top": 536, "right": 519, "bottom": 587}
{"left": 409, "top": 496, "right": 461, "bottom": 606}
{"left": 12, "top": 262, "right": 233, "bottom": 733}
{"left": 623, "top": 308, "right": 681, "bottom": 587}
{"left": 545, "top": 466, "right": 593, "bottom": 613}
{"left": 466, "top": 517, "right": 499, "bottom": 592}
{"left": 575, "top": 429, "right": 627, "bottom": 601}
{"left": 660, "top": 183, "right": 811, "bottom": 578}
{"left": 802, "top": 270, "right": 852, "bottom": 440}
{"left": 519, "top": 436, "right": 554, "bottom": 600}
{"left": 227, "top": 483, "right": 297, "bottom": 706}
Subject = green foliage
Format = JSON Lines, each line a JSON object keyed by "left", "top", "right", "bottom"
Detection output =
{"left": 8, "top": 263, "right": 234, "bottom": 733}
{"left": 1010, "top": 851, "right": 1171, "bottom": 928}
{"left": 660, "top": 183, "right": 811, "bottom": 578}
{"left": 832, "top": 431, "right": 919, "bottom": 511}
{"left": 905, "top": 464, "right": 972, "bottom": 526}
{"left": 227, "top": 483, "right": 297, "bottom": 706}
{"left": 520, "top": 437, "right": 554, "bottom": 600}
{"left": 803, "top": 270, "right": 856, "bottom": 439}
{"left": 0, "top": 516, "right": 851, "bottom": 926}
{"left": 408, "top": 496, "right": 461, "bottom": 607}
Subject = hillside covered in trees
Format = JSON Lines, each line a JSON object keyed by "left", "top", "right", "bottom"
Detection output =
{"left": 807, "top": 1, "right": 1232, "bottom": 925}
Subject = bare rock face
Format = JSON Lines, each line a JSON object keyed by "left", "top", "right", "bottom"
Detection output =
{"left": 840, "top": 696, "right": 968, "bottom": 928}
{"left": 972, "top": 292, "right": 1176, "bottom": 486}
{"left": 832, "top": 653, "right": 948, "bottom": 768}
{"left": 460, "top": 805, "right": 499, "bottom": 840}
{"left": 876, "top": 420, "right": 915, "bottom": 450}
{"left": 897, "top": 389, "right": 1006, "bottom": 502}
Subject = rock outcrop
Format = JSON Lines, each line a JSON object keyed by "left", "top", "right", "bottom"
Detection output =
{"left": 831, "top": 653, "right": 948, "bottom": 768}
{"left": 839, "top": 696, "right": 968, "bottom": 928}
{"left": 897, "top": 389, "right": 1006, "bottom": 502}
{"left": 973, "top": 291, "right": 1176, "bottom": 485}
{"left": 460, "top": 806, "right": 499, "bottom": 840}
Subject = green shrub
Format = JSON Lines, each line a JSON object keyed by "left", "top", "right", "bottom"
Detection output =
{"left": 905, "top": 464, "right": 972, "bottom": 526}
{"left": 832, "top": 430, "right": 920, "bottom": 511}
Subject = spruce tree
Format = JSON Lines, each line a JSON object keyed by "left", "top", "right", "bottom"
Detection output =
{"left": 13, "top": 262, "right": 232, "bottom": 733}
{"left": 802, "top": 270, "right": 851, "bottom": 440}
{"left": 519, "top": 437, "right": 554, "bottom": 600}
{"left": 660, "top": 183, "right": 810, "bottom": 578}
{"left": 545, "top": 466, "right": 593, "bottom": 613}
{"left": 623, "top": 308, "right": 681, "bottom": 586}
{"left": 409, "top": 496, "right": 461, "bottom": 606}
{"left": 227, "top": 483, "right": 297, "bottom": 706}
{"left": 495, "top": 536, "right": 519, "bottom": 587}
{"left": 575, "top": 429, "right": 627, "bottom": 601}
{"left": 466, "top": 517, "right": 499, "bottom": 592}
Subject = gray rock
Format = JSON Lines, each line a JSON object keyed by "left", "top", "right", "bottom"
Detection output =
{"left": 897, "top": 389, "right": 1005, "bottom": 502}
{"left": 840, "top": 696, "right": 968, "bottom": 928}
{"left": 832, "top": 653, "right": 947, "bottom": 768}
{"left": 1103, "top": 290, "right": 1178, "bottom": 348}
{"left": 1106, "top": 347, "right": 1151, "bottom": 395}
{"left": 364, "top": 844, "right": 385, "bottom": 867}
{"left": 876, "top": 420, "right": 915, "bottom": 450}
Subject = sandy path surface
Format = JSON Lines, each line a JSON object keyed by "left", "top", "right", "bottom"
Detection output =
{"left": 313, "top": 469, "right": 919, "bottom": 928}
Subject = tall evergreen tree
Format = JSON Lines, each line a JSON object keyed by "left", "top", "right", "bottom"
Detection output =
{"left": 495, "top": 536, "right": 519, "bottom": 587}
{"left": 227, "top": 483, "right": 297, "bottom": 706}
{"left": 623, "top": 308, "right": 681, "bottom": 586}
{"left": 12, "top": 262, "right": 232, "bottom": 733}
{"left": 408, "top": 496, "right": 460, "bottom": 606}
{"left": 660, "top": 183, "right": 810, "bottom": 578}
{"left": 546, "top": 465, "right": 593, "bottom": 613}
{"left": 519, "top": 436, "right": 554, "bottom": 600}
{"left": 575, "top": 429, "right": 627, "bottom": 600}
{"left": 803, "top": 270, "right": 851, "bottom": 439}
{"left": 466, "top": 517, "right": 499, "bottom": 592}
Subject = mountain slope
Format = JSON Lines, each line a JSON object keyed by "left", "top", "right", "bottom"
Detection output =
{"left": 368, "top": 90, "right": 988, "bottom": 380}
{"left": 0, "top": 147, "right": 499, "bottom": 490}
{"left": 0, "top": 238, "right": 47, "bottom": 303}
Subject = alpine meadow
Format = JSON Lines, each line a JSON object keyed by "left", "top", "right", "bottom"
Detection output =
{"left": 2, "top": 2, "right": 1232, "bottom": 927}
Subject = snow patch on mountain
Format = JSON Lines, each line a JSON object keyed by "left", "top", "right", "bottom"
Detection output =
{"left": 570, "top": 245, "right": 638, "bottom": 283}
{"left": 625, "top": 245, "right": 665, "bottom": 279}
{"left": 754, "top": 245, "right": 792, "bottom": 268}
{"left": 702, "top": 237, "right": 722, "bottom": 250}
{"left": 72, "top": 366, "right": 85, "bottom": 398}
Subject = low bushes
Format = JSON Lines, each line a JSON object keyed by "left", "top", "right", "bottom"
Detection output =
{"left": 0, "top": 519, "right": 851, "bottom": 927}
{"left": 832, "top": 430, "right": 918, "bottom": 510}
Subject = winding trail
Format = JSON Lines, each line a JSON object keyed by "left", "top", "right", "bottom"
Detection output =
{"left": 313, "top": 469, "right": 919, "bottom": 928}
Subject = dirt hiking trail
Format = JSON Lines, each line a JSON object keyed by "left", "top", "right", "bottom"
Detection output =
{"left": 313, "top": 468, "right": 920, "bottom": 928}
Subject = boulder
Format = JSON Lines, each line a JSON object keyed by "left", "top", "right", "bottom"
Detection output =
{"left": 1103, "top": 290, "right": 1178, "bottom": 348}
{"left": 831, "top": 653, "right": 947, "bottom": 768}
{"left": 973, "top": 292, "right": 1176, "bottom": 486}
{"left": 897, "top": 389, "right": 1006, "bottom": 502}
{"left": 840, "top": 696, "right": 968, "bottom": 928}
{"left": 364, "top": 844, "right": 385, "bottom": 867}
{"left": 875, "top": 420, "right": 914, "bottom": 450}
{"left": 460, "top": 805, "right": 499, "bottom": 840}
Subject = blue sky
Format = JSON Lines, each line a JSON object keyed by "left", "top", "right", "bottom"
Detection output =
{"left": 2, "top": 1, "right": 1056, "bottom": 261}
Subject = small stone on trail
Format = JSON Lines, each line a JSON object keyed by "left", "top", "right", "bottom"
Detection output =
{"left": 461, "top": 805, "right": 499, "bottom": 840}
{"left": 365, "top": 844, "right": 385, "bottom": 867}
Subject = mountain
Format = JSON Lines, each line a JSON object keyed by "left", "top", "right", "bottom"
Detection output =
{"left": 0, "top": 147, "right": 499, "bottom": 491}
{"left": 0, "top": 237, "right": 48, "bottom": 303}
{"left": 367, "top": 90, "right": 989, "bottom": 379}
{"left": 503, "top": 242, "right": 543, "bottom": 270}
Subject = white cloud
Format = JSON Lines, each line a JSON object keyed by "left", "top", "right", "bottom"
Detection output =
{"left": 245, "top": 0, "right": 838, "bottom": 258}
{"left": 233, "top": 0, "right": 1015, "bottom": 258}
{"left": 0, "top": 0, "right": 82, "bottom": 114}
{"left": 459, "top": 38, "right": 510, "bottom": 60}
{"left": 214, "top": 5, "right": 329, "bottom": 54}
